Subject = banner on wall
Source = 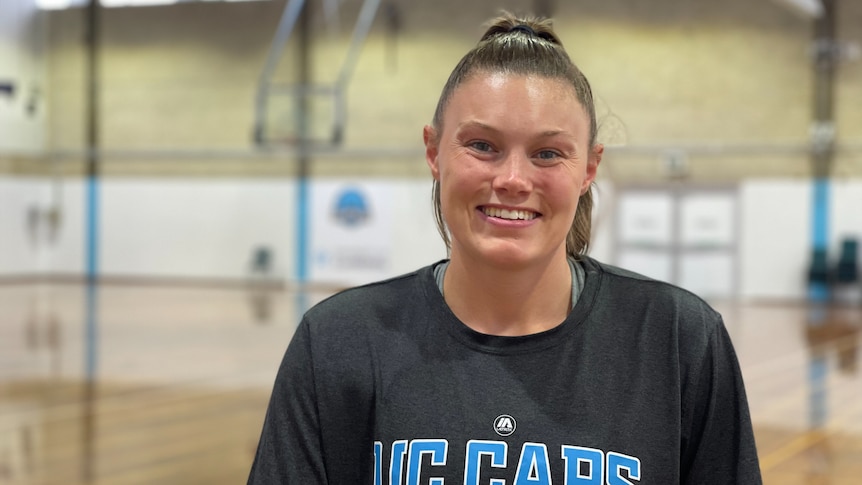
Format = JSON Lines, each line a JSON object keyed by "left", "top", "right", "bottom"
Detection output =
{"left": 309, "top": 181, "right": 393, "bottom": 286}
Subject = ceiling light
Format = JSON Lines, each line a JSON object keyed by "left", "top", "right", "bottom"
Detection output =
{"left": 770, "top": 0, "right": 824, "bottom": 18}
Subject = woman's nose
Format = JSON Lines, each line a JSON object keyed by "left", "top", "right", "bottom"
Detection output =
{"left": 491, "top": 152, "right": 533, "bottom": 195}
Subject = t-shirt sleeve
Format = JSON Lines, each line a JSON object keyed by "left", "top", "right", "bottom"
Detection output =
{"left": 247, "top": 318, "right": 328, "bottom": 484}
{"left": 681, "top": 317, "right": 763, "bottom": 484}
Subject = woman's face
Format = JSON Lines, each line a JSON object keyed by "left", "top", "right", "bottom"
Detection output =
{"left": 425, "top": 72, "right": 602, "bottom": 270}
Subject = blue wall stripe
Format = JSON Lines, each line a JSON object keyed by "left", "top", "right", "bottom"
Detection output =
{"left": 807, "top": 181, "right": 831, "bottom": 425}
{"left": 85, "top": 174, "right": 99, "bottom": 380}
{"left": 297, "top": 177, "right": 309, "bottom": 283}
{"left": 812, "top": 178, "right": 829, "bottom": 251}
{"left": 808, "top": 177, "right": 830, "bottom": 312}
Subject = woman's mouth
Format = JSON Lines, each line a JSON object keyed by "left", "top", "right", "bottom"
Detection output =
{"left": 480, "top": 206, "right": 540, "bottom": 221}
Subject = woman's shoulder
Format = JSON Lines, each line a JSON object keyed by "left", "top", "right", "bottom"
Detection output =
{"left": 302, "top": 261, "right": 442, "bottom": 327}
{"left": 582, "top": 256, "right": 724, "bottom": 340}
{"left": 584, "top": 257, "right": 729, "bottom": 361}
{"left": 587, "top": 257, "right": 718, "bottom": 309}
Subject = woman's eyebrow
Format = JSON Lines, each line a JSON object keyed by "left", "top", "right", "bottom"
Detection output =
{"left": 456, "top": 120, "right": 499, "bottom": 133}
{"left": 537, "top": 129, "right": 575, "bottom": 139}
{"left": 457, "top": 122, "right": 576, "bottom": 140}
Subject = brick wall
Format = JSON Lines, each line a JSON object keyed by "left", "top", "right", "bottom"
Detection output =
{"left": 4, "top": 0, "right": 858, "bottom": 179}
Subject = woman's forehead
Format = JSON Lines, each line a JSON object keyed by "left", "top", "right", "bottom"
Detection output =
{"left": 461, "top": 70, "right": 577, "bottom": 95}
{"left": 442, "top": 72, "right": 589, "bottom": 136}
{"left": 452, "top": 72, "right": 582, "bottom": 109}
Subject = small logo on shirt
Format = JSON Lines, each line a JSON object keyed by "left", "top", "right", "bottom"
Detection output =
{"left": 493, "top": 415, "right": 516, "bottom": 437}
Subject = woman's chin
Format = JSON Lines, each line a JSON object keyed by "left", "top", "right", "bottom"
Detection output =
{"left": 461, "top": 241, "right": 547, "bottom": 270}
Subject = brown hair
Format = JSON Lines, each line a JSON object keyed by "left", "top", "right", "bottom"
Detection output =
{"left": 430, "top": 12, "right": 598, "bottom": 258}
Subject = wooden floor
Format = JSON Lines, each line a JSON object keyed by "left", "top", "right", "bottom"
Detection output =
{"left": 0, "top": 283, "right": 860, "bottom": 484}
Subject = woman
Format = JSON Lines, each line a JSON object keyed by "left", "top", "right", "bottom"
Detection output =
{"left": 249, "top": 13, "right": 761, "bottom": 484}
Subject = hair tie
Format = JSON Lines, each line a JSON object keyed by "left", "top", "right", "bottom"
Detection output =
{"left": 510, "top": 24, "right": 537, "bottom": 36}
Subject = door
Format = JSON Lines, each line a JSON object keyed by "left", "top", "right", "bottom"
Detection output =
{"left": 615, "top": 186, "right": 738, "bottom": 300}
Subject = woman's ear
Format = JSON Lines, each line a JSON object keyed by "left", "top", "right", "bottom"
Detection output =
{"left": 582, "top": 143, "right": 603, "bottom": 194}
{"left": 424, "top": 125, "right": 440, "bottom": 180}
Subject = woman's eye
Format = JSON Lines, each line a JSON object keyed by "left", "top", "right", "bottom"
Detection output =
{"left": 470, "top": 141, "right": 492, "bottom": 152}
{"left": 536, "top": 150, "right": 561, "bottom": 161}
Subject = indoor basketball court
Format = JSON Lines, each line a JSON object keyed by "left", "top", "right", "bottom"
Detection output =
{"left": 1, "top": 0, "right": 861, "bottom": 483}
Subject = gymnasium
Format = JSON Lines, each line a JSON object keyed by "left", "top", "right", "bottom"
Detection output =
{"left": 1, "top": 0, "right": 860, "bottom": 483}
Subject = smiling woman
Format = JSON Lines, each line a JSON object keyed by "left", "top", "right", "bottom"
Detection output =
{"left": 421, "top": 73, "right": 598, "bottom": 338}
{"left": 424, "top": 73, "right": 599, "bottom": 334}
{"left": 248, "top": 12, "right": 763, "bottom": 485}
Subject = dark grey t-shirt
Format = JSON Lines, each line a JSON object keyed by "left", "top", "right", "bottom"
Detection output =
{"left": 248, "top": 257, "right": 761, "bottom": 484}
{"left": 433, "top": 257, "right": 585, "bottom": 308}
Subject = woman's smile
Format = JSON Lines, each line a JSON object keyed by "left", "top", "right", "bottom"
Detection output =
{"left": 479, "top": 206, "right": 541, "bottom": 222}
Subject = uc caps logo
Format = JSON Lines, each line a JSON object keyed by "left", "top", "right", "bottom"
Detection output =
{"left": 493, "top": 414, "right": 516, "bottom": 437}
{"left": 333, "top": 187, "right": 370, "bottom": 227}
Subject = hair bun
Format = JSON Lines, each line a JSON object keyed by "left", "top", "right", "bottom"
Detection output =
{"left": 510, "top": 24, "right": 538, "bottom": 36}
{"left": 480, "top": 12, "right": 563, "bottom": 46}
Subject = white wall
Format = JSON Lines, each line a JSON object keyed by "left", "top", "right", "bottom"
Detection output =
{"left": 101, "top": 178, "right": 297, "bottom": 280}
{"left": 0, "top": 0, "right": 46, "bottom": 154}
{"left": 0, "top": 175, "right": 448, "bottom": 285}
{"left": 740, "top": 180, "right": 811, "bottom": 300}
{"left": 588, "top": 180, "right": 615, "bottom": 264}
{"left": 0, "top": 177, "right": 49, "bottom": 274}
{"left": 739, "top": 179, "right": 862, "bottom": 300}
{"left": 389, "top": 180, "right": 450, "bottom": 271}
{"left": 2, "top": 175, "right": 861, "bottom": 299}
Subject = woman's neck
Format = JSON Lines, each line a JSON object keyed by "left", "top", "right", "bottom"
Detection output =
{"left": 442, "top": 252, "right": 572, "bottom": 336}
